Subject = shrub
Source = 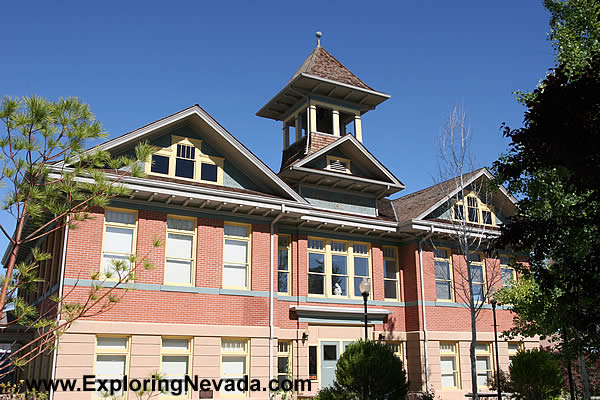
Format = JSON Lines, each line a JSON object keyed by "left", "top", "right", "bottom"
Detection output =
{"left": 316, "top": 340, "right": 409, "bottom": 400}
{"left": 509, "top": 348, "right": 563, "bottom": 400}
{"left": 487, "top": 369, "right": 513, "bottom": 393}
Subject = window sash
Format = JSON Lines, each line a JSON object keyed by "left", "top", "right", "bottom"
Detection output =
{"left": 383, "top": 247, "right": 399, "bottom": 300}
{"left": 307, "top": 238, "right": 371, "bottom": 299}
{"left": 434, "top": 250, "right": 453, "bottom": 300}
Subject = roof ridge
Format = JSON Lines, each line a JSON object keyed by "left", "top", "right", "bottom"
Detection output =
{"left": 393, "top": 167, "right": 486, "bottom": 202}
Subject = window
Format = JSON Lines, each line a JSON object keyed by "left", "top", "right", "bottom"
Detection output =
{"left": 102, "top": 209, "right": 136, "bottom": 278}
{"left": 500, "top": 256, "right": 516, "bottom": 288}
{"left": 434, "top": 248, "right": 453, "bottom": 301}
{"left": 223, "top": 223, "right": 251, "bottom": 289}
{"left": 440, "top": 342, "right": 460, "bottom": 389}
{"left": 387, "top": 342, "right": 403, "bottom": 359}
{"left": 307, "top": 238, "right": 371, "bottom": 298}
{"left": 221, "top": 339, "right": 248, "bottom": 394}
{"left": 161, "top": 338, "right": 191, "bottom": 396}
{"left": 151, "top": 154, "right": 170, "bottom": 174}
{"left": 326, "top": 156, "right": 351, "bottom": 174}
{"left": 146, "top": 136, "right": 224, "bottom": 184}
{"left": 308, "top": 346, "right": 318, "bottom": 380}
{"left": 383, "top": 246, "right": 400, "bottom": 300}
{"left": 278, "top": 235, "right": 291, "bottom": 294}
{"left": 277, "top": 341, "right": 292, "bottom": 386}
{"left": 508, "top": 342, "right": 523, "bottom": 363}
{"left": 452, "top": 192, "right": 495, "bottom": 226}
{"left": 468, "top": 253, "right": 485, "bottom": 302}
{"left": 165, "top": 216, "right": 196, "bottom": 285}
{"left": 475, "top": 342, "right": 493, "bottom": 388}
{"left": 308, "top": 239, "right": 326, "bottom": 295}
{"left": 95, "top": 336, "right": 129, "bottom": 397}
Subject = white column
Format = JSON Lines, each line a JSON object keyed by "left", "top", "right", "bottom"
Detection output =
{"left": 295, "top": 116, "right": 302, "bottom": 141}
{"left": 309, "top": 105, "right": 317, "bottom": 134}
{"left": 332, "top": 110, "right": 340, "bottom": 137}
{"left": 354, "top": 114, "right": 363, "bottom": 142}
{"left": 283, "top": 125, "right": 289, "bottom": 148}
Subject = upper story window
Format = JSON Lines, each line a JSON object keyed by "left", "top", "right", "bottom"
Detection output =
{"left": 278, "top": 235, "right": 291, "bottom": 294}
{"left": 434, "top": 248, "right": 453, "bottom": 301}
{"left": 383, "top": 246, "right": 400, "bottom": 300}
{"left": 102, "top": 209, "right": 137, "bottom": 278}
{"left": 165, "top": 216, "right": 196, "bottom": 286}
{"left": 223, "top": 223, "right": 251, "bottom": 290}
{"left": 500, "top": 256, "right": 517, "bottom": 288}
{"left": 452, "top": 191, "right": 495, "bottom": 226}
{"left": 307, "top": 238, "right": 371, "bottom": 299}
{"left": 147, "top": 136, "right": 224, "bottom": 185}
{"left": 468, "top": 253, "right": 486, "bottom": 302}
{"left": 326, "top": 156, "right": 351, "bottom": 174}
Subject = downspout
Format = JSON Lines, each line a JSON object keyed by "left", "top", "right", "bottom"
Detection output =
{"left": 269, "top": 205, "right": 286, "bottom": 384}
{"left": 418, "top": 226, "right": 434, "bottom": 393}
{"left": 50, "top": 218, "right": 70, "bottom": 400}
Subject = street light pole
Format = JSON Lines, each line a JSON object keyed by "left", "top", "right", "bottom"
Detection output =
{"left": 491, "top": 298, "right": 502, "bottom": 400}
{"left": 359, "top": 278, "right": 371, "bottom": 341}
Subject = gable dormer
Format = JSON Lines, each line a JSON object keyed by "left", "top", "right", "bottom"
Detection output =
{"left": 146, "top": 135, "right": 224, "bottom": 185}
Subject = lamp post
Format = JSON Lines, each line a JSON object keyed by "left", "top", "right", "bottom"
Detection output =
{"left": 490, "top": 297, "right": 502, "bottom": 400}
{"left": 359, "top": 278, "right": 371, "bottom": 340}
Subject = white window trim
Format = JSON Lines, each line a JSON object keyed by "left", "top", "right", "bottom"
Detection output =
{"left": 100, "top": 208, "right": 138, "bottom": 281}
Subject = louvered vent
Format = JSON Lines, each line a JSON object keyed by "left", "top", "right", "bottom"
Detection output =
{"left": 328, "top": 159, "right": 349, "bottom": 173}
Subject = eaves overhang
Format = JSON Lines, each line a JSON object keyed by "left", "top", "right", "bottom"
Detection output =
{"left": 257, "top": 73, "right": 390, "bottom": 121}
{"left": 398, "top": 219, "right": 501, "bottom": 240}
{"left": 290, "top": 304, "right": 392, "bottom": 324}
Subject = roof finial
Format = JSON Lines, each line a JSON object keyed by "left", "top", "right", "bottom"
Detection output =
{"left": 316, "top": 31, "right": 322, "bottom": 47}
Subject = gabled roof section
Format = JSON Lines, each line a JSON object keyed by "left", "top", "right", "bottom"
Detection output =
{"left": 286, "top": 134, "right": 404, "bottom": 189}
{"left": 65, "top": 105, "right": 307, "bottom": 203}
{"left": 392, "top": 168, "right": 517, "bottom": 225}
{"left": 289, "top": 46, "right": 373, "bottom": 90}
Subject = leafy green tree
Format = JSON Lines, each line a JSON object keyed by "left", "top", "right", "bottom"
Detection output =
{"left": 509, "top": 349, "right": 563, "bottom": 400}
{"left": 316, "top": 340, "right": 408, "bottom": 400}
{"left": 0, "top": 95, "right": 158, "bottom": 377}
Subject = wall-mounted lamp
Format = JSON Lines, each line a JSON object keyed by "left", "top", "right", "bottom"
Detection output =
{"left": 302, "top": 331, "right": 309, "bottom": 343}
{"left": 378, "top": 333, "right": 385, "bottom": 341}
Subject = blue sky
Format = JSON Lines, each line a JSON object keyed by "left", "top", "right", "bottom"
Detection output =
{"left": 0, "top": 1, "right": 555, "bottom": 248}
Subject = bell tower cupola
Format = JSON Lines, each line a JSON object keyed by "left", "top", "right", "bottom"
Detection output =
{"left": 256, "top": 33, "right": 391, "bottom": 170}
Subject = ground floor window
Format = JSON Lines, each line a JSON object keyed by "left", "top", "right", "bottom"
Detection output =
{"left": 475, "top": 342, "right": 493, "bottom": 388}
{"left": 95, "top": 336, "right": 129, "bottom": 397}
{"left": 221, "top": 339, "right": 248, "bottom": 394}
{"left": 161, "top": 337, "right": 191, "bottom": 396}
{"left": 278, "top": 341, "right": 292, "bottom": 386}
{"left": 440, "top": 341, "right": 460, "bottom": 389}
{"left": 508, "top": 341, "right": 523, "bottom": 364}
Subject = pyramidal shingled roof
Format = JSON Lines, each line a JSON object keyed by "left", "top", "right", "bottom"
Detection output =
{"left": 289, "top": 46, "right": 373, "bottom": 90}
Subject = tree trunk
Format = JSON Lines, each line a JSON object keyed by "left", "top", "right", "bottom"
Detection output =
{"left": 579, "top": 354, "right": 591, "bottom": 400}
{"left": 470, "top": 307, "right": 479, "bottom": 400}
{"left": 0, "top": 216, "right": 25, "bottom": 310}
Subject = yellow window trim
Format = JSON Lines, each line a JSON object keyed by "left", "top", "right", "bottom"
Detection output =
{"left": 146, "top": 135, "right": 224, "bottom": 185}
{"left": 160, "top": 336, "right": 192, "bottom": 398}
{"left": 164, "top": 215, "right": 197, "bottom": 287}
{"left": 277, "top": 234, "right": 292, "bottom": 295}
{"left": 100, "top": 207, "right": 138, "bottom": 281}
{"left": 469, "top": 252, "right": 487, "bottom": 303}
{"left": 451, "top": 191, "right": 496, "bottom": 226}
{"left": 307, "top": 237, "right": 372, "bottom": 299}
{"left": 325, "top": 155, "right": 351, "bottom": 174}
{"left": 383, "top": 246, "right": 401, "bottom": 301}
{"left": 94, "top": 335, "right": 131, "bottom": 398}
{"left": 434, "top": 247, "right": 455, "bottom": 302}
{"left": 220, "top": 338, "right": 250, "bottom": 398}
{"left": 439, "top": 341, "right": 461, "bottom": 389}
{"left": 223, "top": 222, "right": 252, "bottom": 290}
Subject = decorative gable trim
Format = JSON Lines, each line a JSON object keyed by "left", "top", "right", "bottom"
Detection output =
{"left": 414, "top": 168, "right": 517, "bottom": 222}
{"left": 291, "top": 134, "right": 404, "bottom": 188}
{"left": 61, "top": 105, "right": 306, "bottom": 203}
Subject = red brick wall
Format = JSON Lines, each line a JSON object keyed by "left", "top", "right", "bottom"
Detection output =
{"left": 308, "top": 132, "right": 340, "bottom": 154}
